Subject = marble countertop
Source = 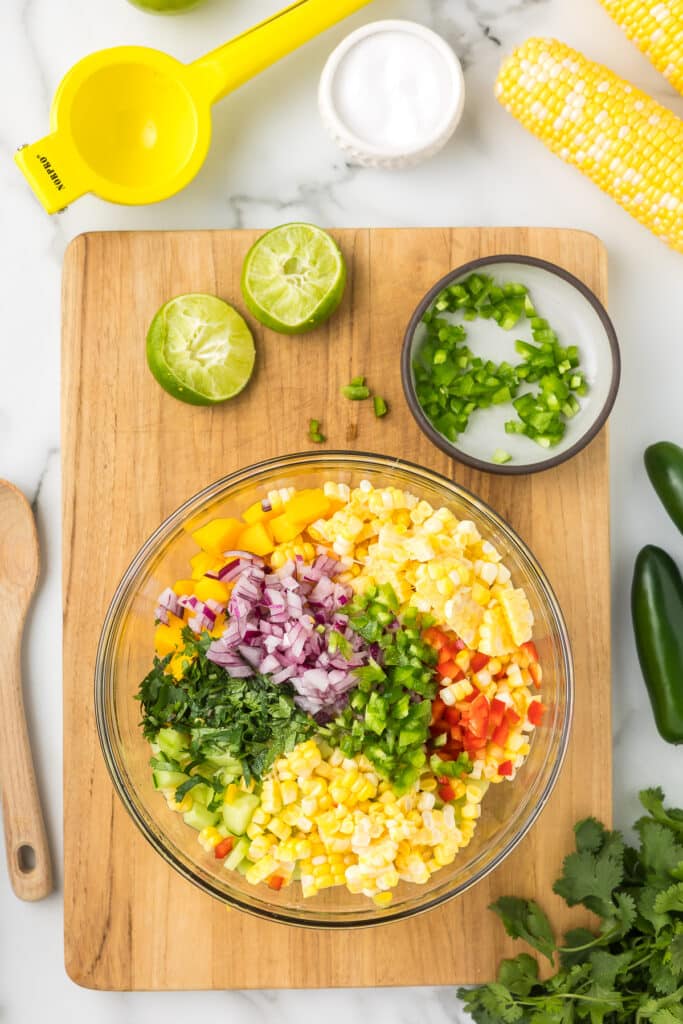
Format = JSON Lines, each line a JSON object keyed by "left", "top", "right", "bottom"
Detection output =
{"left": 2, "top": 0, "right": 683, "bottom": 1019}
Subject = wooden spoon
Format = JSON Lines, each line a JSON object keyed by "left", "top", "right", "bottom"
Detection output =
{"left": 0, "top": 480, "right": 53, "bottom": 900}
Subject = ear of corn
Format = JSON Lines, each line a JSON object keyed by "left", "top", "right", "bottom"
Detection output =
{"left": 598, "top": 0, "right": 683, "bottom": 96}
{"left": 495, "top": 38, "right": 683, "bottom": 253}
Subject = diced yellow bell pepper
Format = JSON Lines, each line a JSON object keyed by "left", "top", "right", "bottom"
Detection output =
{"left": 284, "top": 489, "right": 331, "bottom": 525}
{"left": 270, "top": 513, "right": 304, "bottom": 544}
{"left": 173, "top": 579, "right": 196, "bottom": 597}
{"left": 191, "top": 517, "right": 243, "bottom": 556}
{"left": 242, "top": 500, "right": 279, "bottom": 525}
{"left": 190, "top": 551, "right": 224, "bottom": 580}
{"left": 154, "top": 618, "right": 185, "bottom": 657}
{"left": 210, "top": 613, "right": 227, "bottom": 638}
{"left": 168, "top": 650, "right": 195, "bottom": 679}
{"left": 194, "top": 578, "right": 229, "bottom": 604}
{"left": 238, "top": 521, "right": 275, "bottom": 556}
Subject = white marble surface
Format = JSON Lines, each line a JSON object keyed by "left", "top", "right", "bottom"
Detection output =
{"left": 2, "top": 0, "right": 683, "bottom": 1018}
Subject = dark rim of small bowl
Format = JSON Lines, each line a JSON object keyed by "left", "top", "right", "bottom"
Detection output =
{"left": 401, "top": 253, "right": 621, "bottom": 476}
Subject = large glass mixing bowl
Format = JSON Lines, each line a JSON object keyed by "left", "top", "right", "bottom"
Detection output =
{"left": 95, "top": 452, "right": 573, "bottom": 927}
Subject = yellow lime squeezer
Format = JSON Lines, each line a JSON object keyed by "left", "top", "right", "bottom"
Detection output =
{"left": 15, "top": 0, "right": 372, "bottom": 214}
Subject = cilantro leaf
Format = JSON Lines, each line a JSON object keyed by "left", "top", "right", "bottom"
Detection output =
{"left": 641, "top": 788, "right": 683, "bottom": 837}
{"left": 552, "top": 823, "right": 624, "bottom": 917}
{"left": 587, "top": 949, "right": 633, "bottom": 988}
{"left": 649, "top": 953, "right": 681, "bottom": 995}
{"left": 574, "top": 817, "right": 609, "bottom": 853}
{"left": 637, "top": 887, "right": 672, "bottom": 934}
{"left": 670, "top": 934, "right": 683, "bottom": 975}
{"left": 654, "top": 883, "right": 683, "bottom": 915}
{"left": 651, "top": 1010, "right": 683, "bottom": 1024}
{"left": 606, "top": 891, "right": 637, "bottom": 939}
{"left": 637, "top": 820, "right": 683, "bottom": 884}
{"left": 497, "top": 953, "right": 539, "bottom": 996}
{"left": 489, "top": 896, "right": 556, "bottom": 964}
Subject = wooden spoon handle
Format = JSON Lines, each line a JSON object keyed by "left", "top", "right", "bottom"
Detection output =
{"left": 0, "top": 638, "right": 53, "bottom": 900}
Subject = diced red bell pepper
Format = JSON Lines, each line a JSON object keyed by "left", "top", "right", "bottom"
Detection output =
{"left": 506, "top": 707, "right": 521, "bottom": 726}
{"left": 267, "top": 875, "right": 285, "bottom": 891}
{"left": 450, "top": 725, "right": 463, "bottom": 743}
{"left": 470, "top": 652, "right": 491, "bottom": 673}
{"left": 438, "top": 781, "right": 455, "bottom": 802}
{"left": 214, "top": 836, "right": 235, "bottom": 859}
{"left": 464, "top": 693, "right": 490, "bottom": 738}
{"left": 498, "top": 760, "right": 513, "bottom": 777}
{"left": 444, "top": 707, "right": 461, "bottom": 726}
{"left": 438, "top": 660, "right": 464, "bottom": 681}
{"left": 521, "top": 640, "right": 539, "bottom": 663}
{"left": 492, "top": 720, "right": 510, "bottom": 748}
{"left": 462, "top": 731, "right": 488, "bottom": 751}
{"left": 423, "top": 627, "right": 448, "bottom": 650}
{"left": 430, "top": 696, "right": 446, "bottom": 724}
{"left": 528, "top": 701, "right": 547, "bottom": 726}
{"left": 529, "top": 662, "right": 543, "bottom": 688}
{"left": 489, "top": 698, "right": 506, "bottom": 729}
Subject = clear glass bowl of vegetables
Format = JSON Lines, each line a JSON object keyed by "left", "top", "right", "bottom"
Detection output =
{"left": 95, "top": 452, "right": 573, "bottom": 926}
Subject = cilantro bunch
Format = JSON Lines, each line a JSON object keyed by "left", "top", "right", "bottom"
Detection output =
{"left": 459, "top": 788, "right": 683, "bottom": 1024}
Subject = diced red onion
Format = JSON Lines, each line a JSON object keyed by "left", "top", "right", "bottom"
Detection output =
{"left": 156, "top": 587, "right": 183, "bottom": 620}
{"left": 203, "top": 552, "right": 371, "bottom": 714}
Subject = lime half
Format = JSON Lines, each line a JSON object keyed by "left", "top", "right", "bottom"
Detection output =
{"left": 241, "top": 223, "right": 347, "bottom": 334}
{"left": 146, "top": 294, "right": 255, "bottom": 406}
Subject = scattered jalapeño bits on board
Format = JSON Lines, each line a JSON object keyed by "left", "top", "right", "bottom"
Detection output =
{"left": 308, "top": 418, "right": 326, "bottom": 443}
{"left": 413, "top": 273, "right": 588, "bottom": 459}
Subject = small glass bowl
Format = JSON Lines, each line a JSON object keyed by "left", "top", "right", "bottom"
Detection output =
{"left": 95, "top": 451, "right": 573, "bottom": 928}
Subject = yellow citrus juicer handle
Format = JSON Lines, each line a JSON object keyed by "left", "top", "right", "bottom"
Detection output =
{"left": 15, "top": 0, "right": 373, "bottom": 213}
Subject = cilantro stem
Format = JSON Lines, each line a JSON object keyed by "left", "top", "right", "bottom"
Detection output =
{"left": 520, "top": 993, "right": 622, "bottom": 1006}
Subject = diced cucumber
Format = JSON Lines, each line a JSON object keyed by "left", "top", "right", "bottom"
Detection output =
{"left": 156, "top": 727, "right": 190, "bottom": 761}
{"left": 188, "top": 783, "right": 215, "bottom": 807}
{"left": 222, "top": 793, "right": 260, "bottom": 836}
{"left": 214, "top": 766, "right": 242, "bottom": 787}
{"left": 152, "top": 769, "right": 189, "bottom": 791}
{"left": 224, "top": 836, "right": 250, "bottom": 871}
{"left": 202, "top": 746, "right": 243, "bottom": 774}
{"left": 183, "top": 803, "right": 220, "bottom": 831}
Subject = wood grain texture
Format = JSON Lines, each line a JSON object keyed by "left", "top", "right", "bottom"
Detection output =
{"left": 0, "top": 481, "right": 53, "bottom": 901}
{"left": 62, "top": 227, "right": 611, "bottom": 990}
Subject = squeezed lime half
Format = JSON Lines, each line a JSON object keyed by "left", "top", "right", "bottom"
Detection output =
{"left": 146, "top": 294, "right": 255, "bottom": 406}
{"left": 241, "top": 223, "right": 347, "bottom": 335}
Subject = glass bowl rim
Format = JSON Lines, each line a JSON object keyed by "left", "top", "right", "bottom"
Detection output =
{"left": 95, "top": 449, "right": 574, "bottom": 928}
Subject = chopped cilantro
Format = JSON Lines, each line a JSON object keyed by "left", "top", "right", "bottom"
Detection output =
{"left": 136, "top": 631, "right": 314, "bottom": 783}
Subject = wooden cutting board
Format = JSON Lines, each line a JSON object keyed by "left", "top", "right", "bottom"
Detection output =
{"left": 62, "top": 227, "right": 611, "bottom": 991}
